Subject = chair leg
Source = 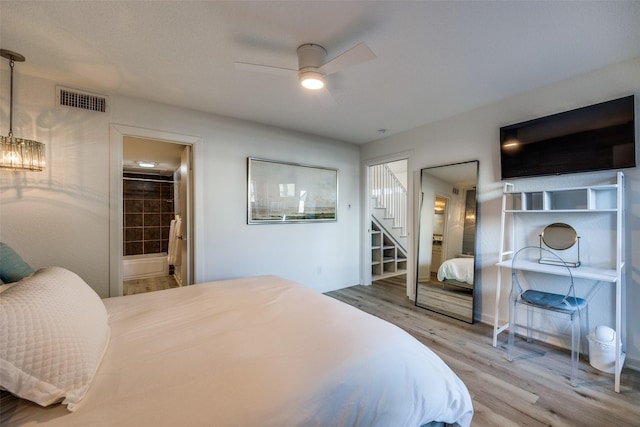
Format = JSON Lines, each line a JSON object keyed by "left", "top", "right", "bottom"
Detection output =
{"left": 526, "top": 305, "right": 533, "bottom": 343}
{"left": 582, "top": 307, "right": 590, "bottom": 359}
{"left": 570, "top": 311, "right": 580, "bottom": 387}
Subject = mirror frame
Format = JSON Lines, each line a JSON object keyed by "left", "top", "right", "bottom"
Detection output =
{"left": 539, "top": 222, "right": 581, "bottom": 267}
{"left": 415, "top": 160, "right": 478, "bottom": 323}
{"left": 541, "top": 222, "right": 578, "bottom": 250}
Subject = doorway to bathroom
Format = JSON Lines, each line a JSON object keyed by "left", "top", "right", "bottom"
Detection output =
{"left": 121, "top": 137, "right": 191, "bottom": 295}
{"left": 109, "top": 124, "right": 198, "bottom": 297}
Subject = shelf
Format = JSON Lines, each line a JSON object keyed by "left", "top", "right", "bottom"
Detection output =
{"left": 504, "top": 183, "right": 619, "bottom": 212}
{"left": 504, "top": 209, "right": 618, "bottom": 213}
{"left": 494, "top": 172, "right": 625, "bottom": 393}
{"left": 496, "top": 259, "right": 617, "bottom": 283}
{"left": 371, "top": 219, "right": 407, "bottom": 280}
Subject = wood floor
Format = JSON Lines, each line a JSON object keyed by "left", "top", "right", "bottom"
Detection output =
{"left": 123, "top": 275, "right": 179, "bottom": 295}
{"left": 326, "top": 275, "right": 640, "bottom": 427}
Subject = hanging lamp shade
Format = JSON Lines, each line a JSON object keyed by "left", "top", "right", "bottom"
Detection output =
{"left": 1, "top": 49, "right": 45, "bottom": 171}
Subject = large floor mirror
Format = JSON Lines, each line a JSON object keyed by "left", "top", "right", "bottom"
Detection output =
{"left": 416, "top": 160, "right": 478, "bottom": 323}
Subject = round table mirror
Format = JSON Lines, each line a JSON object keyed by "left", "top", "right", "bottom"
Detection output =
{"left": 541, "top": 223, "right": 578, "bottom": 250}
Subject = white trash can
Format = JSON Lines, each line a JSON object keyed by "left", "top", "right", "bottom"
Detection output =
{"left": 587, "top": 325, "right": 618, "bottom": 374}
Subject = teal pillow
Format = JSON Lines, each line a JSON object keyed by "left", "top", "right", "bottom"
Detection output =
{"left": 0, "top": 242, "right": 35, "bottom": 283}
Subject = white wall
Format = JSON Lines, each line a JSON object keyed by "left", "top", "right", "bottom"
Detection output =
{"left": 361, "top": 56, "right": 640, "bottom": 369}
{"left": 0, "top": 70, "right": 361, "bottom": 297}
{"left": 2, "top": 50, "right": 639, "bottom": 369}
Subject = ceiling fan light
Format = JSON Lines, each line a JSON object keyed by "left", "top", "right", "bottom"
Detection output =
{"left": 299, "top": 70, "right": 325, "bottom": 90}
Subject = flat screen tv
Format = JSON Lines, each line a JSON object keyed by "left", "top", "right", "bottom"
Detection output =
{"left": 500, "top": 95, "right": 636, "bottom": 179}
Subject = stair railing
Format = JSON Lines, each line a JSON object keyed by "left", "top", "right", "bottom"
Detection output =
{"left": 370, "top": 163, "right": 407, "bottom": 236}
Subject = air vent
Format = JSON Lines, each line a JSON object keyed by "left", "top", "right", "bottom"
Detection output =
{"left": 56, "top": 86, "right": 108, "bottom": 113}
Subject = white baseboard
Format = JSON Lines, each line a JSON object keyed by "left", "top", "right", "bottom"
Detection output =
{"left": 624, "top": 357, "right": 640, "bottom": 372}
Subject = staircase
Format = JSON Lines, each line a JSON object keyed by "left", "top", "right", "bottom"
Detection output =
{"left": 371, "top": 218, "right": 407, "bottom": 280}
{"left": 370, "top": 163, "right": 408, "bottom": 280}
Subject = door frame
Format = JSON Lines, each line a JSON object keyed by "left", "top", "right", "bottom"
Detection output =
{"left": 109, "top": 124, "right": 200, "bottom": 297}
{"left": 432, "top": 193, "right": 450, "bottom": 274}
{"left": 361, "top": 150, "right": 414, "bottom": 298}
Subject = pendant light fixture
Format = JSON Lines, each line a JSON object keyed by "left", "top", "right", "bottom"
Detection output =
{"left": 1, "top": 49, "right": 45, "bottom": 171}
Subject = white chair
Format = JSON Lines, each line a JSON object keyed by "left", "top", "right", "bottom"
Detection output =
{"left": 507, "top": 246, "right": 588, "bottom": 386}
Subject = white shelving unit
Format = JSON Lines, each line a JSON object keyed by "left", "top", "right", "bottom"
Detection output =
{"left": 492, "top": 172, "right": 625, "bottom": 392}
{"left": 371, "top": 221, "right": 407, "bottom": 280}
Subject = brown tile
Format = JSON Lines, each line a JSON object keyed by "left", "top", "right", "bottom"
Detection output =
{"left": 144, "top": 199, "right": 161, "bottom": 213}
{"left": 143, "top": 181, "right": 162, "bottom": 197}
{"left": 125, "top": 242, "right": 144, "bottom": 256}
{"left": 125, "top": 213, "right": 144, "bottom": 227}
{"left": 144, "top": 227, "right": 162, "bottom": 240}
{"left": 161, "top": 213, "right": 174, "bottom": 226}
{"left": 162, "top": 200, "right": 174, "bottom": 214}
{"left": 125, "top": 199, "right": 144, "bottom": 213}
{"left": 125, "top": 227, "right": 144, "bottom": 242}
{"left": 161, "top": 183, "right": 174, "bottom": 200}
{"left": 144, "top": 213, "right": 161, "bottom": 226}
{"left": 144, "top": 240, "right": 161, "bottom": 254}
{"left": 123, "top": 180, "right": 146, "bottom": 198}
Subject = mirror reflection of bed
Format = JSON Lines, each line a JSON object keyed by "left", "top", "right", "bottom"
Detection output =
{"left": 416, "top": 161, "right": 478, "bottom": 323}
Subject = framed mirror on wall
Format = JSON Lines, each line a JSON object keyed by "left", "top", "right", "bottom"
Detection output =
{"left": 416, "top": 160, "right": 479, "bottom": 323}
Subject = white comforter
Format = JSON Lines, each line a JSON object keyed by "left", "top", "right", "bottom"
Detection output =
{"left": 437, "top": 257, "right": 475, "bottom": 285}
{"left": 5, "top": 276, "right": 473, "bottom": 427}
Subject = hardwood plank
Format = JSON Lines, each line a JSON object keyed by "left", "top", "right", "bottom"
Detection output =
{"left": 325, "top": 275, "right": 640, "bottom": 427}
{"left": 123, "top": 275, "right": 179, "bottom": 295}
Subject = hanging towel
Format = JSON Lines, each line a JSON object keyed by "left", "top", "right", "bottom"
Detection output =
{"left": 167, "top": 219, "right": 177, "bottom": 265}
{"left": 168, "top": 215, "right": 182, "bottom": 267}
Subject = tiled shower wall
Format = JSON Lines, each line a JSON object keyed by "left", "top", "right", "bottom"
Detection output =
{"left": 123, "top": 174, "right": 174, "bottom": 256}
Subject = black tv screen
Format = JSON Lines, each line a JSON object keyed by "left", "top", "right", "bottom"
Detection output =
{"left": 500, "top": 95, "right": 636, "bottom": 179}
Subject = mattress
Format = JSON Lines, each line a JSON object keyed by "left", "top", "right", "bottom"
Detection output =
{"left": 437, "top": 258, "right": 475, "bottom": 285}
{"left": 2, "top": 275, "right": 473, "bottom": 427}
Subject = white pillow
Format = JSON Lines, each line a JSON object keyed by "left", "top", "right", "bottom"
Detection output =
{"left": 0, "top": 266, "right": 110, "bottom": 410}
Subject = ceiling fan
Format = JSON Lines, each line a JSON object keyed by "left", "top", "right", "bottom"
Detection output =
{"left": 234, "top": 42, "right": 376, "bottom": 106}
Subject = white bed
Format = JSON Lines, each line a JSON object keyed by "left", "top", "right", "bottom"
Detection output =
{"left": 437, "top": 257, "right": 475, "bottom": 287}
{"left": 1, "top": 268, "right": 473, "bottom": 427}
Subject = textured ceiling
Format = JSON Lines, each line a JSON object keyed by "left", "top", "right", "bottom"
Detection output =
{"left": 2, "top": 1, "right": 640, "bottom": 144}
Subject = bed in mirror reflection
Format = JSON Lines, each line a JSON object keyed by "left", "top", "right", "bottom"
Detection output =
{"left": 416, "top": 160, "right": 478, "bottom": 323}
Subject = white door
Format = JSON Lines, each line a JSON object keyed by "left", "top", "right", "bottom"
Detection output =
{"left": 178, "top": 145, "right": 193, "bottom": 286}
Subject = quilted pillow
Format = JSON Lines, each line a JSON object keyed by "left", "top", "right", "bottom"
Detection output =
{"left": 0, "top": 266, "right": 110, "bottom": 410}
{"left": 0, "top": 242, "right": 35, "bottom": 283}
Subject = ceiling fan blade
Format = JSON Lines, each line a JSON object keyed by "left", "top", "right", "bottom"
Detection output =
{"left": 315, "top": 87, "right": 337, "bottom": 108}
{"left": 234, "top": 62, "right": 297, "bottom": 77}
{"left": 319, "top": 42, "right": 376, "bottom": 76}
